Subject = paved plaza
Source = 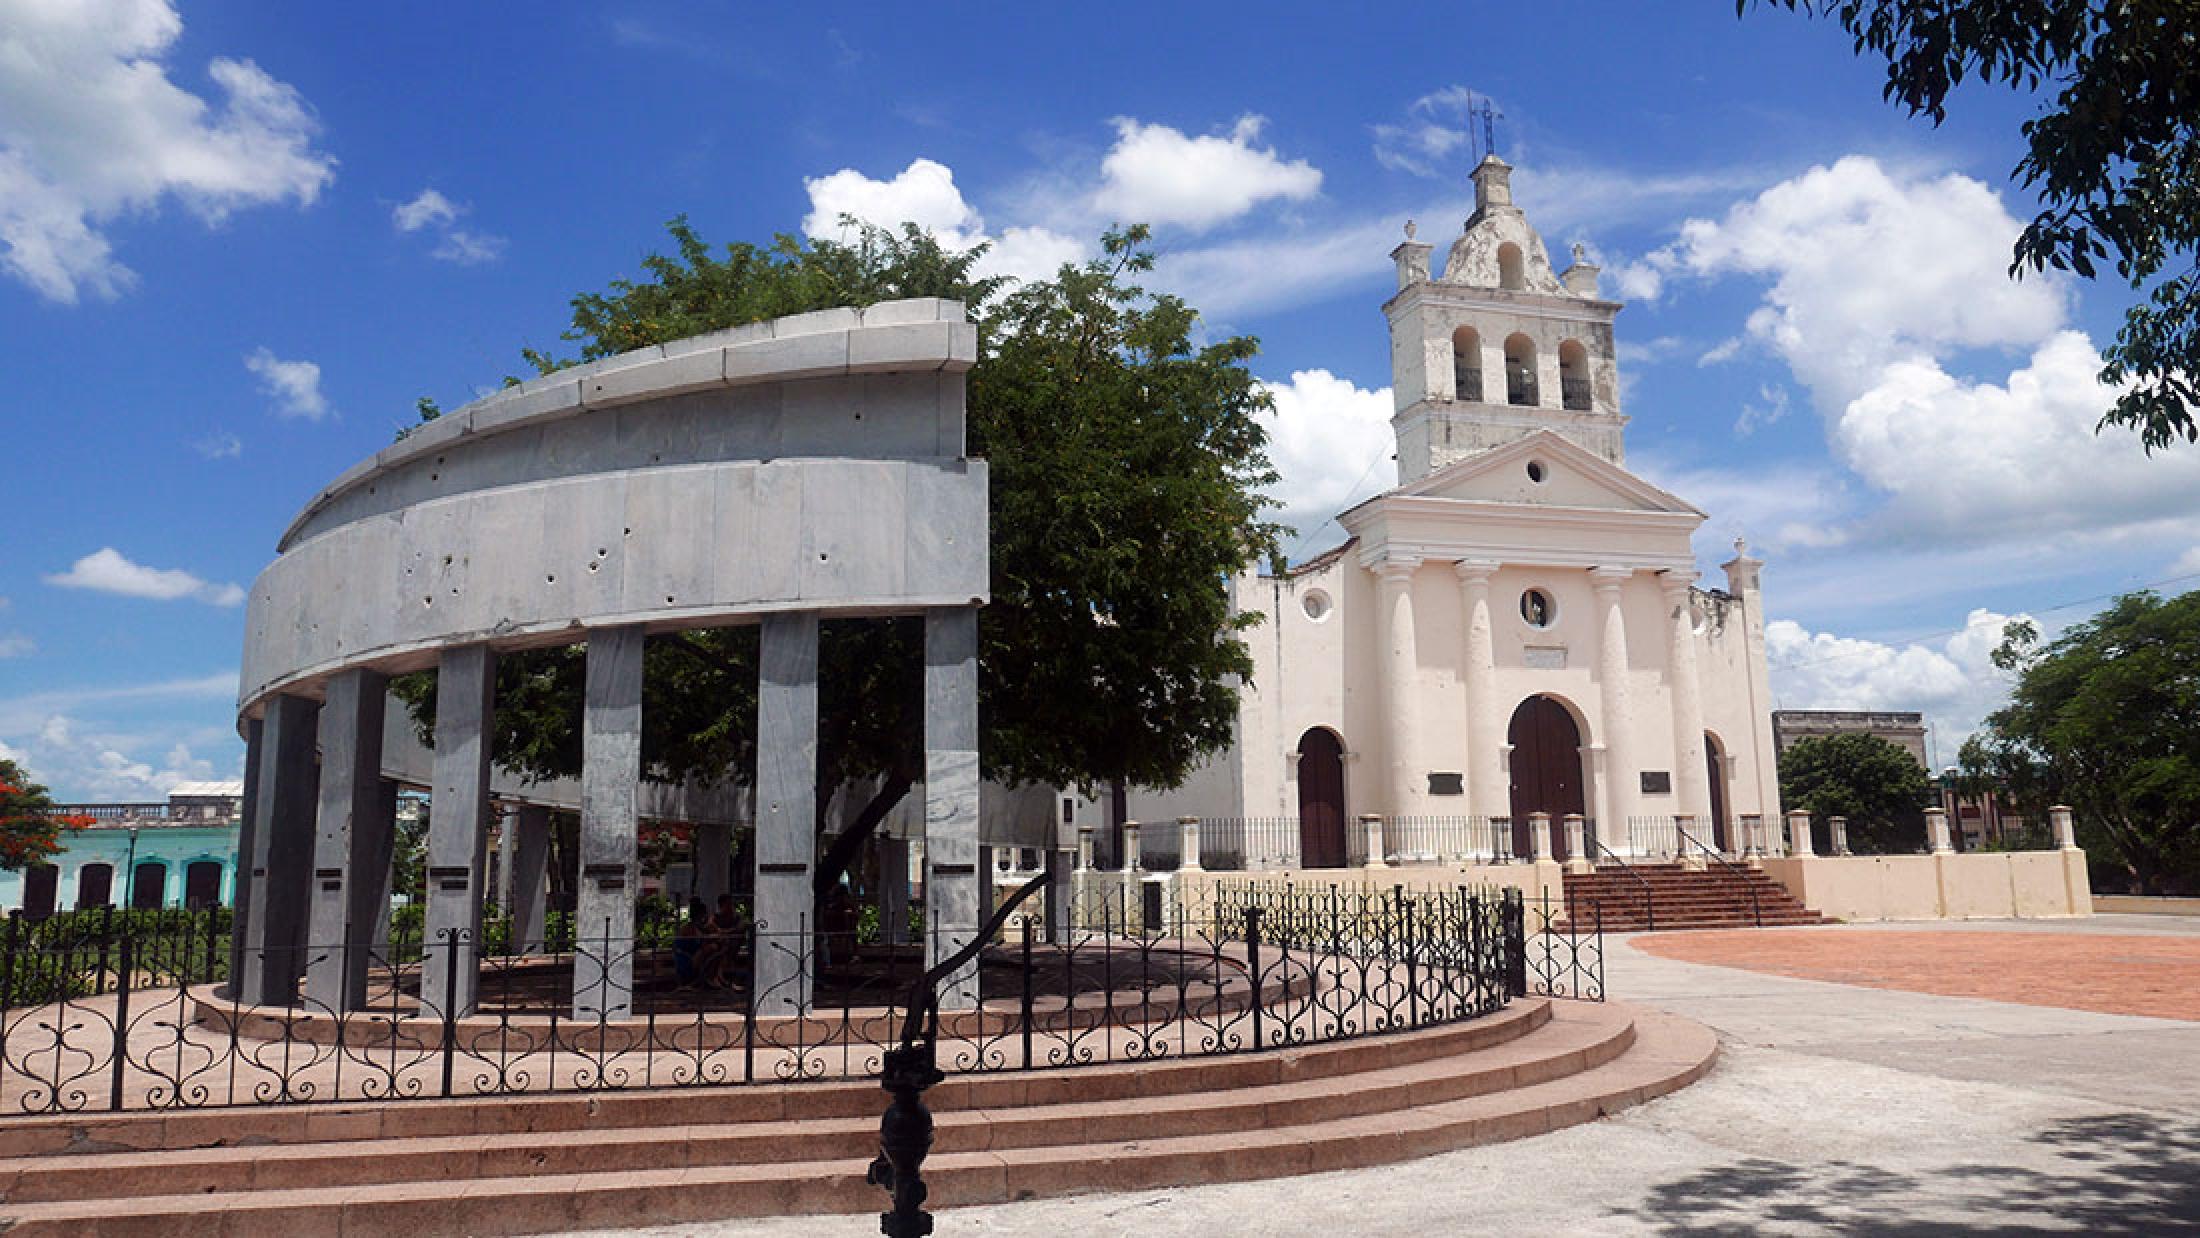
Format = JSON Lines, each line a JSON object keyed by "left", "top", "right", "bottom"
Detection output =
{"left": 571, "top": 914, "right": 2200, "bottom": 1237}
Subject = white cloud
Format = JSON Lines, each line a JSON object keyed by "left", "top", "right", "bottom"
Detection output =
{"left": 801, "top": 157, "right": 1083, "bottom": 285}
{"left": 193, "top": 429, "right": 241, "bottom": 459}
{"left": 392, "top": 187, "right": 504, "bottom": 264}
{"left": 1734, "top": 383, "right": 1792, "bottom": 436}
{"left": 2171, "top": 545, "right": 2200, "bottom": 580}
{"left": 392, "top": 188, "right": 457, "bottom": 232}
{"left": 0, "top": 634, "right": 31, "bottom": 659}
{"left": 1371, "top": 86, "right": 1477, "bottom": 178}
{"left": 44, "top": 548, "right": 244, "bottom": 606}
{"left": 1767, "top": 608, "right": 2025, "bottom": 757}
{"left": 1256, "top": 370, "right": 1395, "bottom": 550}
{"left": 245, "top": 346, "right": 328, "bottom": 419}
{"left": 1658, "top": 156, "right": 2066, "bottom": 406}
{"left": 1605, "top": 258, "right": 1663, "bottom": 303}
{"left": 1092, "top": 115, "right": 1321, "bottom": 231}
{"left": 0, "top": 0, "right": 334, "bottom": 302}
{"left": 1632, "top": 454, "right": 1855, "bottom": 563}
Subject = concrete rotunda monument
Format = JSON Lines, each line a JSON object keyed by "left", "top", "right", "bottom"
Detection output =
{"left": 230, "top": 299, "right": 992, "bottom": 1019}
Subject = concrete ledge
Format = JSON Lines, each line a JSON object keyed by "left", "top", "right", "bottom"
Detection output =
{"left": 2096, "top": 894, "right": 2200, "bottom": 917}
{"left": 1761, "top": 849, "right": 2092, "bottom": 921}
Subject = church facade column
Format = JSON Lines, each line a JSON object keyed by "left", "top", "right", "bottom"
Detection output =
{"left": 1454, "top": 561, "right": 1506, "bottom": 820}
{"left": 1660, "top": 571, "right": 1711, "bottom": 831}
{"left": 1589, "top": 567, "right": 1637, "bottom": 843}
{"left": 1374, "top": 554, "right": 1424, "bottom": 819}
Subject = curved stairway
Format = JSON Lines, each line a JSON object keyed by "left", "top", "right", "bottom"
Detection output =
{"left": 0, "top": 998, "right": 1714, "bottom": 1235}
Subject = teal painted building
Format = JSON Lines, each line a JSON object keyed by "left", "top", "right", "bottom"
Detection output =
{"left": 0, "top": 782, "right": 243, "bottom": 916}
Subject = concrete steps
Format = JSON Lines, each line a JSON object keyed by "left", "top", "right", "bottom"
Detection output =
{"left": 0, "top": 999, "right": 1715, "bottom": 1235}
{"left": 1559, "top": 863, "right": 1829, "bottom": 933}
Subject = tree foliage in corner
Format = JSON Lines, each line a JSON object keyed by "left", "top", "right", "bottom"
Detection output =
{"left": 1964, "top": 591, "right": 2200, "bottom": 894}
{"left": 396, "top": 217, "right": 1282, "bottom": 901}
{"left": 1745, "top": 1, "right": 2200, "bottom": 449}
{"left": 0, "top": 759, "right": 92, "bottom": 871}
{"left": 1777, "top": 732, "right": 1934, "bottom": 854}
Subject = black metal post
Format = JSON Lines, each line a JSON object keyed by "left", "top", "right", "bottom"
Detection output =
{"left": 1245, "top": 905, "right": 1264, "bottom": 1051}
{"left": 109, "top": 933, "right": 134, "bottom": 1111}
{"left": 1501, "top": 888, "right": 1526, "bottom": 998}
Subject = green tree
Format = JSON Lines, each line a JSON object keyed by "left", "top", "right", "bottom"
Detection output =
{"left": 0, "top": 759, "right": 90, "bottom": 870}
{"left": 1777, "top": 732, "right": 1935, "bottom": 853}
{"left": 1973, "top": 591, "right": 2200, "bottom": 894}
{"left": 398, "top": 217, "right": 1281, "bottom": 907}
{"left": 1744, "top": 1, "right": 2200, "bottom": 449}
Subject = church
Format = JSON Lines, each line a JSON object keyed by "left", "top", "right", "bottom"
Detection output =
{"left": 1131, "top": 154, "right": 1782, "bottom": 865}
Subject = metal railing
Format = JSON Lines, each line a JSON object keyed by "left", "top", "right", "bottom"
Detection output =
{"left": 1627, "top": 815, "right": 1683, "bottom": 859}
{"left": 1676, "top": 821, "right": 1761, "bottom": 928}
{"left": 1587, "top": 835, "right": 1654, "bottom": 933}
{"left": 1383, "top": 816, "right": 1513, "bottom": 864}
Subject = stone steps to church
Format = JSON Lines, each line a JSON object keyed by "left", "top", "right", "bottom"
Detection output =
{"left": 0, "top": 1001, "right": 1715, "bottom": 1235}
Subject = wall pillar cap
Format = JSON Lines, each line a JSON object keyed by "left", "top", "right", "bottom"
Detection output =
{"left": 1452, "top": 560, "right": 1500, "bottom": 584}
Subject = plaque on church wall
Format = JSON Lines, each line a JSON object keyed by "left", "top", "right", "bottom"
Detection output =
{"left": 1640, "top": 771, "right": 1672, "bottom": 794}
{"left": 1427, "top": 772, "right": 1465, "bottom": 796}
{"left": 1523, "top": 646, "right": 1567, "bottom": 669}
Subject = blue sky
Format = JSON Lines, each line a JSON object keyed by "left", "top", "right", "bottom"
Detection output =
{"left": 3, "top": 1, "right": 2194, "bottom": 799}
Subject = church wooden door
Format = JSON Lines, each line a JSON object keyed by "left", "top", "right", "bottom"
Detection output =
{"left": 1705, "top": 734, "right": 1730, "bottom": 851}
{"left": 1296, "top": 729, "right": 1348, "bottom": 869}
{"left": 1507, "top": 696, "right": 1585, "bottom": 859}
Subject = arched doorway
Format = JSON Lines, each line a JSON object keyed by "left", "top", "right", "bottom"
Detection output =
{"left": 1508, "top": 696, "right": 1586, "bottom": 859}
{"left": 184, "top": 861, "right": 224, "bottom": 910}
{"left": 76, "top": 863, "right": 113, "bottom": 910}
{"left": 22, "top": 865, "right": 57, "bottom": 919}
{"left": 131, "top": 861, "right": 167, "bottom": 910}
{"left": 1705, "top": 733, "right": 1731, "bottom": 851}
{"left": 1296, "top": 728, "right": 1348, "bottom": 869}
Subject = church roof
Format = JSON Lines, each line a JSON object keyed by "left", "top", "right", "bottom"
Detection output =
{"left": 1362, "top": 429, "right": 1704, "bottom": 519}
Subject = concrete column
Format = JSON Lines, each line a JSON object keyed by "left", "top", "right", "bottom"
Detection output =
{"left": 1831, "top": 815, "right": 1853, "bottom": 857}
{"left": 1076, "top": 826, "right": 1094, "bottom": 871}
{"left": 1122, "top": 822, "right": 1143, "bottom": 873}
{"left": 1676, "top": 812, "right": 1706, "bottom": 870}
{"left": 1660, "top": 572, "right": 1710, "bottom": 824}
{"left": 575, "top": 627, "right": 644, "bottom": 1021}
{"left": 370, "top": 780, "right": 397, "bottom": 964}
{"left": 1374, "top": 555, "right": 1424, "bottom": 816}
{"left": 977, "top": 845, "right": 997, "bottom": 935}
{"left": 1528, "top": 812, "right": 1552, "bottom": 863}
{"left": 1360, "top": 814, "right": 1388, "bottom": 869}
{"left": 923, "top": 607, "right": 982, "bottom": 1010}
{"left": 1563, "top": 814, "right": 1590, "bottom": 874}
{"left": 1178, "top": 816, "right": 1203, "bottom": 872}
{"left": 1740, "top": 814, "right": 1765, "bottom": 868}
{"left": 228, "top": 716, "right": 264, "bottom": 991}
{"left": 1926, "top": 806, "right": 1954, "bottom": 854}
{"left": 878, "top": 834, "right": 911, "bottom": 946}
{"left": 692, "top": 820, "right": 731, "bottom": 906}
{"left": 748, "top": 613, "right": 818, "bottom": 1017}
{"left": 240, "top": 694, "right": 320, "bottom": 1007}
{"left": 1590, "top": 567, "right": 1637, "bottom": 830}
{"left": 1787, "top": 809, "right": 1815, "bottom": 858}
{"left": 306, "top": 669, "right": 387, "bottom": 1012}
{"left": 509, "top": 805, "right": 551, "bottom": 954}
{"left": 424, "top": 646, "right": 495, "bottom": 1020}
{"left": 1454, "top": 561, "right": 1506, "bottom": 818}
{"left": 2050, "top": 805, "right": 2077, "bottom": 850}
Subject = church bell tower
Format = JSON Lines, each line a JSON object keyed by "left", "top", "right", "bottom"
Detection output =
{"left": 1383, "top": 155, "right": 1629, "bottom": 482}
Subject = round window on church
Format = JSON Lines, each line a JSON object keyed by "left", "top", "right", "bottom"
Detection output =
{"left": 1526, "top": 459, "right": 1548, "bottom": 484}
{"left": 1520, "top": 588, "right": 1555, "bottom": 629}
{"left": 1302, "top": 589, "right": 1333, "bottom": 622}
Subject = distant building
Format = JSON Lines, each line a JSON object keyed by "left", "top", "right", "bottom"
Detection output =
{"left": 0, "top": 781, "right": 244, "bottom": 917}
{"left": 1771, "top": 710, "right": 1929, "bottom": 769}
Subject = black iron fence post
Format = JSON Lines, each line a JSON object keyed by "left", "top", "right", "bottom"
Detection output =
{"left": 1244, "top": 905, "right": 1264, "bottom": 1051}
{"left": 1501, "top": 888, "right": 1526, "bottom": 998}
{"left": 1019, "top": 919, "right": 1035, "bottom": 1071}
{"left": 108, "top": 933, "right": 134, "bottom": 1111}
{"left": 439, "top": 929, "right": 460, "bottom": 1098}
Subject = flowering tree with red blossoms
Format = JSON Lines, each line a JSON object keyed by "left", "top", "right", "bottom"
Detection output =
{"left": 0, "top": 760, "right": 92, "bottom": 870}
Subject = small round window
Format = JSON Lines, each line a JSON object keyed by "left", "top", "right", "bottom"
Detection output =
{"left": 1526, "top": 459, "right": 1548, "bottom": 483}
{"left": 1520, "top": 588, "right": 1555, "bottom": 628}
{"left": 1302, "top": 589, "right": 1333, "bottom": 622}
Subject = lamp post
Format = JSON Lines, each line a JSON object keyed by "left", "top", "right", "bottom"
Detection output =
{"left": 123, "top": 826, "right": 141, "bottom": 910}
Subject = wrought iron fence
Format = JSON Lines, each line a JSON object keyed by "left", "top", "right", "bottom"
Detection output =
{"left": 0, "top": 881, "right": 1596, "bottom": 1117}
{"left": 1382, "top": 816, "right": 1513, "bottom": 864}
{"left": 1186, "top": 817, "right": 1303, "bottom": 872}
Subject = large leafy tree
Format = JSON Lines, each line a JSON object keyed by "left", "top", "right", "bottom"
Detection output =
{"left": 1744, "top": 1, "right": 2200, "bottom": 449}
{"left": 1777, "top": 732, "right": 1934, "bottom": 853}
{"left": 0, "top": 759, "right": 91, "bottom": 870}
{"left": 1969, "top": 591, "right": 2200, "bottom": 893}
{"left": 399, "top": 219, "right": 1282, "bottom": 905}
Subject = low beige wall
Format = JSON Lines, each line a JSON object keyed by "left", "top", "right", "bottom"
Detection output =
{"left": 2096, "top": 894, "right": 2200, "bottom": 917}
{"left": 1175, "top": 862, "right": 1565, "bottom": 907}
{"left": 1762, "top": 849, "right": 2092, "bottom": 922}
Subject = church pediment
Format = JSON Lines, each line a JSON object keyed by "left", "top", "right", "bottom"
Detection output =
{"left": 1390, "top": 430, "right": 1704, "bottom": 516}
